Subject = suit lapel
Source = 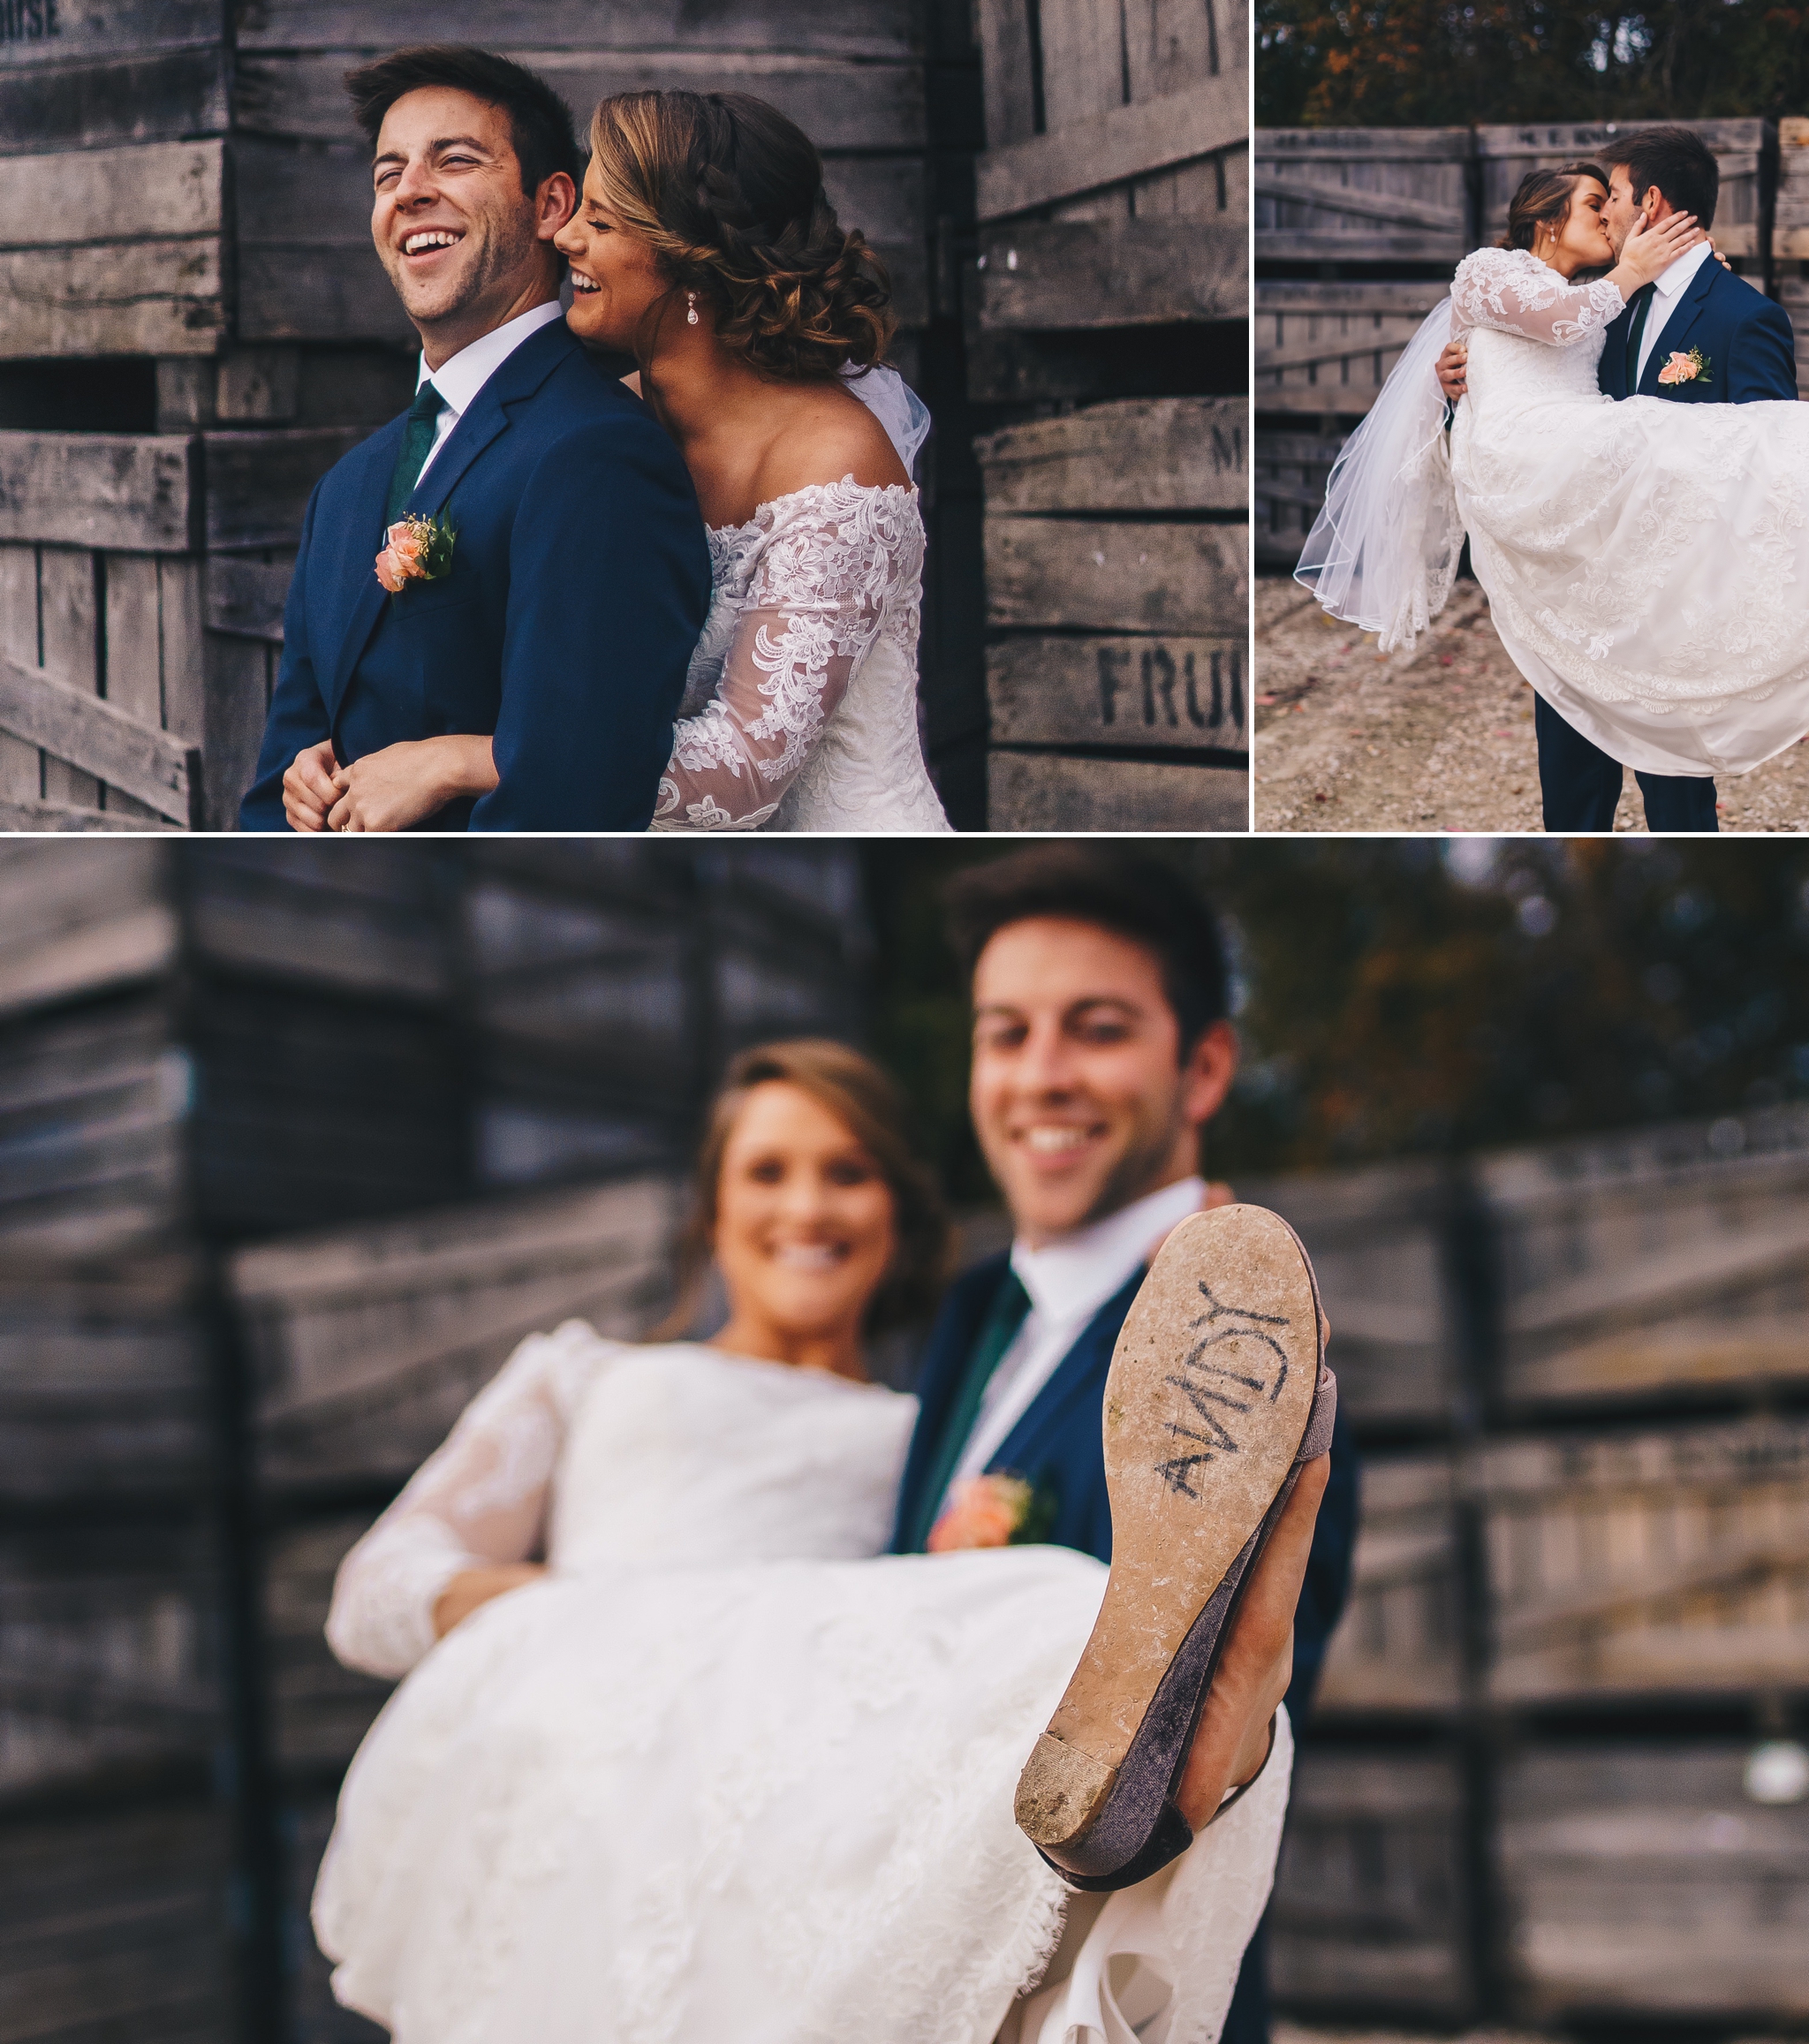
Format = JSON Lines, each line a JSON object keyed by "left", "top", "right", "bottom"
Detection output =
{"left": 1637, "top": 258, "right": 1716, "bottom": 397}
{"left": 989, "top": 1268, "right": 1143, "bottom": 1475}
{"left": 323, "top": 423, "right": 405, "bottom": 728}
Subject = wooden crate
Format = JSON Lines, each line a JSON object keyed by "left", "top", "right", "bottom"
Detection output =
{"left": 0, "top": 1522, "right": 223, "bottom": 1806}
{"left": 1255, "top": 128, "right": 1473, "bottom": 267}
{"left": 1778, "top": 277, "right": 1809, "bottom": 397}
{"left": 1779, "top": 117, "right": 1809, "bottom": 260}
{"left": 1479, "top": 1412, "right": 1809, "bottom": 1705}
{"left": 282, "top": 1799, "right": 387, "bottom": 2044}
{"left": 1254, "top": 278, "right": 1451, "bottom": 419}
{"left": 1476, "top": 120, "right": 1771, "bottom": 266}
{"left": 0, "top": 1799, "right": 234, "bottom": 2044}
{"left": 231, "top": 1176, "right": 681, "bottom": 1495}
{"left": 264, "top": 1518, "right": 395, "bottom": 1778}
{"left": 1476, "top": 1109, "right": 1809, "bottom": 1412}
{"left": 0, "top": 1262, "right": 209, "bottom": 1505}
{"left": 973, "top": 0, "right": 1245, "bottom": 330}
{"left": 1253, "top": 428, "right": 1345, "bottom": 572}
{"left": 1239, "top": 1159, "right": 1465, "bottom": 1431}
{"left": 1315, "top": 1453, "right": 1463, "bottom": 1715}
{"left": 1499, "top": 1744, "right": 1809, "bottom": 2022}
{"left": 1268, "top": 1746, "right": 1472, "bottom": 2020}
{"left": 978, "top": 398, "right": 1248, "bottom": 829}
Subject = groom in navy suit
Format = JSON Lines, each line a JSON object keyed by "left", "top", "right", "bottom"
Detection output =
{"left": 891, "top": 845, "right": 1359, "bottom": 2044}
{"left": 1440, "top": 125, "right": 1798, "bottom": 835}
{"left": 239, "top": 46, "right": 710, "bottom": 832}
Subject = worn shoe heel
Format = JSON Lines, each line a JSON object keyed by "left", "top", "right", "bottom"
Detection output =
{"left": 1014, "top": 1202, "right": 1336, "bottom": 1891}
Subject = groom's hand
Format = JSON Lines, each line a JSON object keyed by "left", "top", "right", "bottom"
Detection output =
{"left": 326, "top": 734, "right": 499, "bottom": 832}
{"left": 283, "top": 739, "right": 341, "bottom": 833}
{"left": 1436, "top": 340, "right": 1468, "bottom": 402}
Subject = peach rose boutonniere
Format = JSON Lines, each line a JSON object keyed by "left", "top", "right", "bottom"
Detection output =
{"left": 375, "top": 510, "right": 458, "bottom": 594}
{"left": 1656, "top": 347, "right": 1711, "bottom": 389}
{"left": 927, "top": 1472, "right": 1057, "bottom": 1552}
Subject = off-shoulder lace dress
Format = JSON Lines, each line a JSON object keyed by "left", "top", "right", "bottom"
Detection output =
{"left": 314, "top": 1326, "right": 1291, "bottom": 2044}
{"left": 650, "top": 480, "right": 951, "bottom": 832}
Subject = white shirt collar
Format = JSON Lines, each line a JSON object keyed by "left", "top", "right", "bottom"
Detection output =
{"left": 1009, "top": 1175, "right": 1207, "bottom": 1332}
{"left": 416, "top": 300, "right": 565, "bottom": 417}
{"left": 1652, "top": 238, "right": 1713, "bottom": 301}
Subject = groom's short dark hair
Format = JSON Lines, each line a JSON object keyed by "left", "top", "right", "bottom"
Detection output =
{"left": 1601, "top": 126, "right": 1719, "bottom": 230}
{"left": 944, "top": 846, "right": 1230, "bottom": 1058}
{"left": 345, "top": 45, "right": 581, "bottom": 198}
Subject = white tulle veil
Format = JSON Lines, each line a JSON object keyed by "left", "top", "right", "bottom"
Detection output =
{"left": 1293, "top": 299, "right": 1467, "bottom": 655}
{"left": 841, "top": 361, "right": 932, "bottom": 477}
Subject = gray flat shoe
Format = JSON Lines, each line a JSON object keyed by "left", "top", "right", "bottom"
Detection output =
{"left": 1014, "top": 1203, "right": 1336, "bottom": 1891}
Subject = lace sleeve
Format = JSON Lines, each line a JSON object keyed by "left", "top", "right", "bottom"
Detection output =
{"left": 324, "top": 1321, "right": 620, "bottom": 1678}
{"left": 651, "top": 481, "right": 920, "bottom": 831}
{"left": 1450, "top": 246, "right": 1624, "bottom": 348}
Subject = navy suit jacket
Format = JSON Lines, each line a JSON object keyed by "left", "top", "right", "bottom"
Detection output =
{"left": 894, "top": 1251, "right": 1360, "bottom": 1715}
{"left": 1598, "top": 255, "right": 1798, "bottom": 405}
{"left": 239, "top": 320, "right": 712, "bottom": 832}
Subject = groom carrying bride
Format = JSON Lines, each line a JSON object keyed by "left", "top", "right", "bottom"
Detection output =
{"left": 1434, "top": 126, "right": 1798, "bottom": 834}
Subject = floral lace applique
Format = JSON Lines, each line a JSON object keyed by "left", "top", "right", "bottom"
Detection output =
{"left": 1451, "top": 245, "right": 1626, "bottom": 349}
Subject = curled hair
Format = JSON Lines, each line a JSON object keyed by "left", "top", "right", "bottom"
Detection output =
{"left": 1499, "top": 163, "right": 1608, "bottom": 252}
{"left": 587, "top": 89, "right": 896, "bottom": 380}
{"left": 653, "top": 1038, "right": 951, "bottom": 1344}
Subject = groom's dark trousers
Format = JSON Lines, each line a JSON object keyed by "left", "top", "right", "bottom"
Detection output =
{"left": 239, "top": 320, "right": 711, "bottom": 830}
{"left": 893, "top": 1251, "right": 1360, "bottom": 2044}
{"left": 1533, "top": 255, "right": 1798, "bottom": 835}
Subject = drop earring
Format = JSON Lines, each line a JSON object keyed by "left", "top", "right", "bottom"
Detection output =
{"left": 686, "top": 291, "right": 700, "bottom": 326}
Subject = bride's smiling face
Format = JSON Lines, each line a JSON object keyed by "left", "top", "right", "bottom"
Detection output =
{"left": 553, "top": 162, "right": 673, "bottom": 352}
{"left": 712, "top": 1082, "right": 899, "bottom": 1346}
{"left": 1540, "top": 178, "right": 1614, "bottom": 275}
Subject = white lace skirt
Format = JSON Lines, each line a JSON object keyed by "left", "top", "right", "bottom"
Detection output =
{"left": 313, "top": 1548, "right": 1284, "bottom": 2044}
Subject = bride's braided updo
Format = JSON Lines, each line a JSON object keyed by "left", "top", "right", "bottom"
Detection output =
{"left": 587, "top": 89, "right": 896, "bottom": 379}
{"left": 1499, "top": 163, "right": 1608, "bottom": 251}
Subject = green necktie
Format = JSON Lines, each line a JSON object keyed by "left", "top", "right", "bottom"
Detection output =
{"left": 902, "top": 1268, "right": 1033, "bottom": 1553}
{"left": 1624, "top": 285, "right": 1654, "bottom": 390}
{"left": 386, "top": 381, "right": 447, "bottom": 526}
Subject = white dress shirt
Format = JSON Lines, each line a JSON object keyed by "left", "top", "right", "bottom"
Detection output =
{"left": 1634, "top": 238, "right": 1713, "bottom": 386}
{"left": 942, "top": 1175, "right": 1208, "bottom": 1510}
{"left": 414, "top": 300, "right": 566, "bottom": 483}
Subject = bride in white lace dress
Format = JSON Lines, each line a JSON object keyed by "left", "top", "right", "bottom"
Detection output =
{"left": 313, "top": 1041, "right": 1306, "bottom": 2044}
{"left": 1298, "top": 167, "right": 1809, "bottom": 776}
{"left": 554, "top": 88, "right": 950, "bottom": 830}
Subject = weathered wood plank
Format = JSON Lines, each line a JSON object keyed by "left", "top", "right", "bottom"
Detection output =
{"left": 0, "top": 796, "right": 173, "bottom": 830}
{"left": 0, "top": 0, "right": 222, "bottom": 64}
{"left": 199, "top": 632, "right": 273, "bottom": 830}
{"left": 1315, "top": 1454, "right": 1462, "bottom": 1714}
{"left": 1036, "top": 0, "right": 1123, "bottom": 133}
{"left": 0, "top": 240, "right": 223, "bottom": 360}
{"left": 1255, "top": 278, "right": 1450, "bottom": 417}
{"left": 988, "top": 636, "right": 1247, "bottom": 752}
{"left": 975, "top": 0, "right": 1037, "bottom": 153}
{"left": 979, "top": 218, "right": 1244, "bottom": 329}
{"left": 0, "top": 139, "right": 223, "bottom": 246}
{"left": 0, "top": 49, "right": 229, "bottom": 157}
{"left": 237, "top": 49, "right": 925, "bottom": 154}
{"left": 207, "top": 557, "right": 291, "bottom": 643}
{"left": 1255, "top": 126, "right": 1474, "bottom": 263}
{"left": 203, "top": 428, "right": 364, "bottom": 552}
{"left": 977, "top": 397, "right": 1244, "bottom": 512}
{"left": 977, "top": 74, "right": 1244, "bottom": 222}
{"left": 236, "top": 0, "right": 918, "bottom": 53}
{"left": 0, "top": 433, "right": 197, "bottom": 552}
{"left": 1254, "top": 428, "right": 1345, "bottom": 572}
{"left": 36, "top": 544, "right": 98, "bottom": 813}
{"left": 0, "top": 647, "right": 201, "bottom": 825}
{"left": 0, "top": 542, "right": 39, "bottom": 803}
{"left": 988, "top": 752, "right": 1247, "bottom": 829}
{"left": 985, "top": 518, "right": 1245, "bottom": 633}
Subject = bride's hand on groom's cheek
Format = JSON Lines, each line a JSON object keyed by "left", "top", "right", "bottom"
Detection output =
{"left": 325, "top": 734, "right": 500, "bottom": 832}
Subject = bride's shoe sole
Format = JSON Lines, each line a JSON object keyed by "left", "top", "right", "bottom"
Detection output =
{"left": 1014, "top": 1203, "right": 1335, "bottom": 1890}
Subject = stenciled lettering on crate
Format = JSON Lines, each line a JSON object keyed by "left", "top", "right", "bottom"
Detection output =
{"left": 1315, "top": 1452, "right": 1463, "bottom": 1715}
{"left": 1475, "top": 121, "right": 1771, "bottom": 266}
{"left": 1480, "top": 1412, "right": 1809, "bottom": 1704}
{"left": 0, "top": 1521, "right": 222, "bottom": 1806}
{"left": 1499, "top": 1745, "right": 1809, "bottom": 2020}
{"left": 0, "top": 1798, "right": 235, "bottom": 2044}
{"left": 1478, "top": 1106, "right": 1809, "bottom": 1410}
{"left": 232, "top": 1177, "right": 682, "bottom": 1495}
{"left": 1268, "top": 1748, "right": 1473, "bottom": 2020}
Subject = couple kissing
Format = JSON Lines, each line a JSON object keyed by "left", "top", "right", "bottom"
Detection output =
{"left": 239, "top": 44, "right": 950, "bottom": 835}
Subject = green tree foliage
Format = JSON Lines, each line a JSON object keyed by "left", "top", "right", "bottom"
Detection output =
{"left": 862, "top": 842, "right": 1809, "bottom": 1211}
{"left": 1257, "top": 0, "right": 1809, "bottom": 130}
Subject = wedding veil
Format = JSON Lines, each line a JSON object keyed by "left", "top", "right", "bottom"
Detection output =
{"left": 841, "top": 361, "right": 932, "bottom": 477}
{"left": 1293, "top": 299, "right": 1466, "bottom": 655}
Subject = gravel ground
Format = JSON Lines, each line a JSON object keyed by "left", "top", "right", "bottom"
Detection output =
{"left": 1253, "top": 578, "right": 1809, "bottom": 834}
